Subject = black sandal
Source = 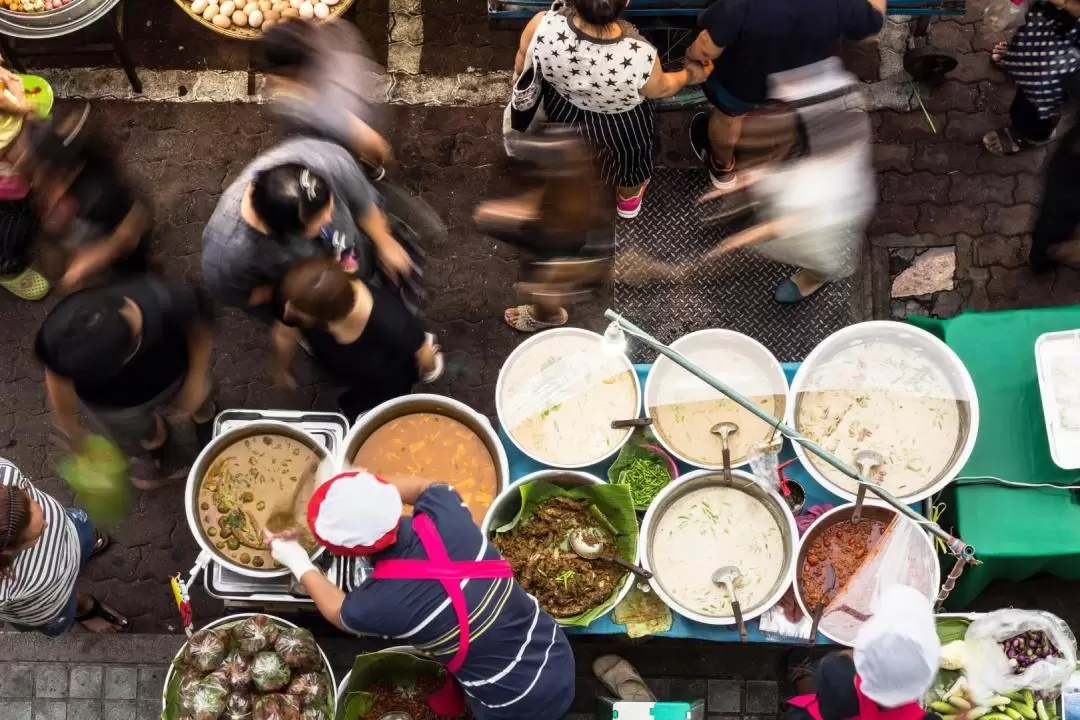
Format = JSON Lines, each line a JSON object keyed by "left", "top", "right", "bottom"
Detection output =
{"left": 983, "top": 127, "right": 1052, "bottom": 157}
{"left": 74, "top": 596, "right": 130, "bottom": 633}
{"left": 90, "top": 529, "right": 110, "bottom": 559}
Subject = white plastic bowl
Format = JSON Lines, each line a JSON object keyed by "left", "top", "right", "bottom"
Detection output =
{"left": 495, "top": 328, "right": 641, "bottom": 469}
{"left": 644, "top": 328, "right": 789, "bottom": 470}
{"left": 787, "top": 320, "right": 979, "bottom": 504}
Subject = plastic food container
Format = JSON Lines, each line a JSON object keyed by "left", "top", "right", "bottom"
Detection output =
{"left": 644, "top": 328, "right": 788, "bottom": 470}
{"left": 788, "top": 321, "right": 979, "bottom": 504}
{"left": 1035, "top": 329, "right": 1080, "bottom": 469}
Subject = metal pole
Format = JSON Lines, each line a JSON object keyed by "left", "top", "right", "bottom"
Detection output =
{"left": 604, "top": 309, "right": 976, "bottom": 563}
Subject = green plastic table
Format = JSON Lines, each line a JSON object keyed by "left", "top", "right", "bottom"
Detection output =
{"left": 910, "top": 308, "right": 1080, "bottom": 608}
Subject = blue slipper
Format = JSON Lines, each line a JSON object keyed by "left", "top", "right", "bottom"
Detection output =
{"left": 774, "top": 277, "right": 826, "bottom": 304}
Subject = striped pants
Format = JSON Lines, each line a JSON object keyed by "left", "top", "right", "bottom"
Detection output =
{"left": 541, "top": 82, "right": 654, "bottom": 188}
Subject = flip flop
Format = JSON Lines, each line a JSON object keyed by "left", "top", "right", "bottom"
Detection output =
{"left": 982, "top": 127, "right": 1053, "bottom": 157}
{"left": 592, "top": 654, "right": 657, "bottom": 702}
{"left": 0, "top": 267, "right": 49, "bottom": 301}
{"left": 75, "top": 595, "right": 129, "bottom": 633}
{"left": 504, "top": 304, "right": 568, "bottom": 333}
{"left": 90, "top": 530, "right": 111, "bottom": 559}
{"left": 420, "top": 333, "right": 445, "bottom": 384}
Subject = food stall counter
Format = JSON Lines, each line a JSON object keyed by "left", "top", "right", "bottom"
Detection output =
{"left": 501, "top": 363, "right": 841, "bottom": 643}
{"left": 910, "top": 308, "right": 1080, "bottom": 609}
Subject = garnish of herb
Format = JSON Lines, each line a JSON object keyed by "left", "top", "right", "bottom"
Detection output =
{"left": 617, "top": 457, "right": 671, "bottom": 507}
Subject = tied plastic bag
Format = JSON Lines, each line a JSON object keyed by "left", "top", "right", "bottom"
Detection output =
{"left": 962, "top": 610, "right": 1077, "bottom": 702}
{"left": 985, "top": 0, "right": 1029, "bottom": 32}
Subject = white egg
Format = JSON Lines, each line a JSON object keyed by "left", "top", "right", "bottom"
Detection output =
{"left": 289, "top": 0, "right": 301, "bottom": 7}
{"left": 232, "top": 9, "right": 247, "bottom": 24}
{"left": 323, "top": 0, "right": 339, "bottom": 4}
{"left": 314, "top": 1, "right": 328, "bottom": 17}
{"left": 191, "top": 0, "right": 208, "bottom": 13}
{"left": 219, "top": 0, "right": 234, "bottom": 14}
{"left": 202, "top": 4, "right": 218, "bottom": 19}
{"left": 247, "top": 8, "right": 263, "bottom": 25}
{"left": 298, "top": 0, "right": 313, "bottom": 17}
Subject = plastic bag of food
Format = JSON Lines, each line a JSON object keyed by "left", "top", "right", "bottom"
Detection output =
{"left": 184, "top": 627, "right": 230, "bottom": 673}
{"left": 252, "top": 651, "right": 293, "bottom": 692}
{"left": 254, "top": 693, "right": 301, "bottom": 720}
{"left": 300, "top": 709, "right": 329, "bottom": 720}
{"left": 962, "top": 610, "right": 1077, "bottom": 701}
{"left": 191, "top": 673, "right": 229, "bottom": 720}
{"left": 223, "top": 650, "right": 254, "bottom": 694}
{"left": 177, "top": 669, "right": 204, "bottom": 713}
{"left": 274, "top": 628, "right": 320, "bottom": 672}
{"left": 55, "top": 434, "right": 130, "bottom": 527}
{"left": 232, "top": 615, "right": 280, "bottom": 656}
{"left": 286, "top": 672, "right": 329, "bottom": 708}
{"left": 223, "top": 692, "right": 254, "bottom": 720}
{"left": 984, "top": 0, "right": 1028, "bottom": 32}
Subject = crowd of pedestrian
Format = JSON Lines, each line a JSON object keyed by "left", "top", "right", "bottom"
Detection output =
{"left": 0, "top": 0, "right": 1075, "bottom": 715}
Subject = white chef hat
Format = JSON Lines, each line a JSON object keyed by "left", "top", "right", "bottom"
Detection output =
{"left": 307, "top": 470, "right": 402, "bottom": 556}
{"left": 854, "top": 584, "right": 941, "bottom": 708}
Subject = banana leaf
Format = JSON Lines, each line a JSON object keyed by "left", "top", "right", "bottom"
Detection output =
{"left": 493, "top": 480, "right": 638, "bottom": 627}
{"left": 337, "top": 650, "right": 445, "bottom": 720}
{"left": 56, "top": 434, "right": 130, "bottom": 527}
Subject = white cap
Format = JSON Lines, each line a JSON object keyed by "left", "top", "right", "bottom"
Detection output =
{"left": 854, "top": 584, "right": 940, "bottom": 708}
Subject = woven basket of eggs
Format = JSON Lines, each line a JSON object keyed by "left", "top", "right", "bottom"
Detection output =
{"left": 174, "top": 0, "right": 354, "bottom": 39}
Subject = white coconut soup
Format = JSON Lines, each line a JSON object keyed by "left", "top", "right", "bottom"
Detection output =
{"left": 651, "top": 486, "right": 786, "bottom": 617}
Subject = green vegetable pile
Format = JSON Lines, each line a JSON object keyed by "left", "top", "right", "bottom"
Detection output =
{"left": 617, "top": 458, "right": 671, "bottom": 508}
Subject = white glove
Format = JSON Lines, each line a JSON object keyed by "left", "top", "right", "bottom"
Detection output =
{"left": 270, "top": 538, "right": 317, "bottom": 582}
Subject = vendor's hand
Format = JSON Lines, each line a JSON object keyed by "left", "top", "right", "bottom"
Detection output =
{"left": 684, "top": 59, "right": 711, "bottom": 85}
{"left": 267, "top": 534, "right": 317, "bottom": 581}
{"left": 376, "top": 239, "right": 413, "bottom": 283}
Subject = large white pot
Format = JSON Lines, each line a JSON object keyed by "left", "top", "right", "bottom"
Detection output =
{"left": 787, "top": 320, "right": 979, "bottom": 504}
{"left": 481, "top": 469, "right": 637, "bottom": 625}
{"left": 161, "top": 613, "right": 337, "bottom": 714}
{"left": 638, "top": 469, "right": 798, "bottom": 626}
{"left": 643, "top": 328, "right": 789, "bottom": 471}
{"left": 495, "top": 327, "right": 641, "bottom": 469}
{"left": 792, "top": 501, "right": 941, "bottom": 646}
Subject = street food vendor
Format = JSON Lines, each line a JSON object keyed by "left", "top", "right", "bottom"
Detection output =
{"left": 784, "top": 585, "right": 942, "bottom": 720}
{"left": 267, "top": 470, "right": 576, "bottom": 720}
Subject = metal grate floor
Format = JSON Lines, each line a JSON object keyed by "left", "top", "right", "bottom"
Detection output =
{"left": 613, "top": 167, "right": 854, "bottom": 363}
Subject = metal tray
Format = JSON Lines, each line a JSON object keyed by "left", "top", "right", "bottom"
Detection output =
{"left": 1035, "top": 330, "right": 1080, "bottom": 470}
{"left": 205, "top": 409, "right": 350, "bottom": 605}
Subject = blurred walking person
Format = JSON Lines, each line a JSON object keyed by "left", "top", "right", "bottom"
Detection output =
{"left": 262, "top": 18, "right": 391, "bottom": 177}
{"left": 0, "top": 459, "right": 128, "bottom": 635}
{"left": 35, "top": 275, "right": 215, "bottom": 488}
{"left": 1029, "top": 120, "right": 1080, "bottom": 271}
{"left": 685, "top": 0, "right": 883, "bottom": 188}
{"left": 273, "top": 257, "right": 442, "bottom": 418}
{"left": 512, "top": 0, "right": 709, "bottom": 218}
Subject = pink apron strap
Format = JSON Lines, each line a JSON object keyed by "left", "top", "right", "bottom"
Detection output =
{"left": 371, "top": 513, "right": 513, "bottom": 673}
{"left": 788, "top": 693, "right": 824, "bottom": 720}
{"left": 855, "top": 676, "right": 927, "bottom": 720}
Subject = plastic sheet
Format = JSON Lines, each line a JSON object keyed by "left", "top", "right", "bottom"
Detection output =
{"left": 791, "top": 322, "right": 978, "bottom": 501}
{"left": 498, "top": 329, "right": 639, "bottom": 467}
{"left": 810, "top": 510, "right": 939, "bottom": 646}
{"left": 644, "top": 329, "right": 788, "bottom": 470}
{"left": 985, "top": 0, "right": 1029, "bottom": 32}
{"left": 963, "top": 610, "right": 1077, "bottom": 702}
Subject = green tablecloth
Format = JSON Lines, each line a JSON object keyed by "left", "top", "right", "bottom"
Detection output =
{"left": 911, "top": 308, "right": 1080, "bottom": 608}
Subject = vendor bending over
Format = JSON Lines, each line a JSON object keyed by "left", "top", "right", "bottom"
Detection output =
{"left": 785, "top": 585, "right": 942, "bottom": 720}
{"left": 267, "top": 471, "right": 575, "bottom": 720}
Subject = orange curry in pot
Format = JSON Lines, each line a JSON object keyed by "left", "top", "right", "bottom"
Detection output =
{"left": 801, "top": 518, "right": 887, "bottom": 608}
{"left": 352, "top": 412, "right": 499, "bottom": 524}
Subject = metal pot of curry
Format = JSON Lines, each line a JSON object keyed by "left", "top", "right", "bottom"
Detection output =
{"left": 185, "top": 421, "right": 330, "bottom": 578}
{"left": 336, "top": 394, "right": 510, "bottom": 526}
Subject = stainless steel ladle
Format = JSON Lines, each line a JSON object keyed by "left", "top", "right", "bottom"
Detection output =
{"left": 711, "top": 565, "right": 748, "bottom": 643}
{"left": 710, "top": 421, "right": 740, "bottom": 486}
{"left": 569, "top": 528, "right": 653, "bottom": 579}
{"left": 851, "top": 449, "right": 885, "bottom": 522}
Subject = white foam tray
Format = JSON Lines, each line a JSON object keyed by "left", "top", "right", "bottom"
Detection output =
{"left": 1034, "top": 329, "right": 1080, "bottom": 470}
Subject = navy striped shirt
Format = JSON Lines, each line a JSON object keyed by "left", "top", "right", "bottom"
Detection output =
{"left": 0, "top": 460, "right": 80, "bottom": 627}
{"left": 340, "top": 485, "right": 576, "bottom": 720}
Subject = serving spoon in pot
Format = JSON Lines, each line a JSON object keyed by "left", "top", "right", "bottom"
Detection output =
{"left": 851, "top": 449, "right": 885, "bottom": 523}
{"left": 569, "top": 528, "right": 653, "bottom": 579}
{"left": 807, "top": 559, "right": 837, "bottom": 645}
{"left": 712, "top": 565, "right": 748, "bottom": 643}
{"left": 710, "top": 422, "right": 740, "bottom": 486}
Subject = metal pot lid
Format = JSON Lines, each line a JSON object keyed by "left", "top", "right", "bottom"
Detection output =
{"left": 0, "top": 0, "right": 120, "bottom": 39}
